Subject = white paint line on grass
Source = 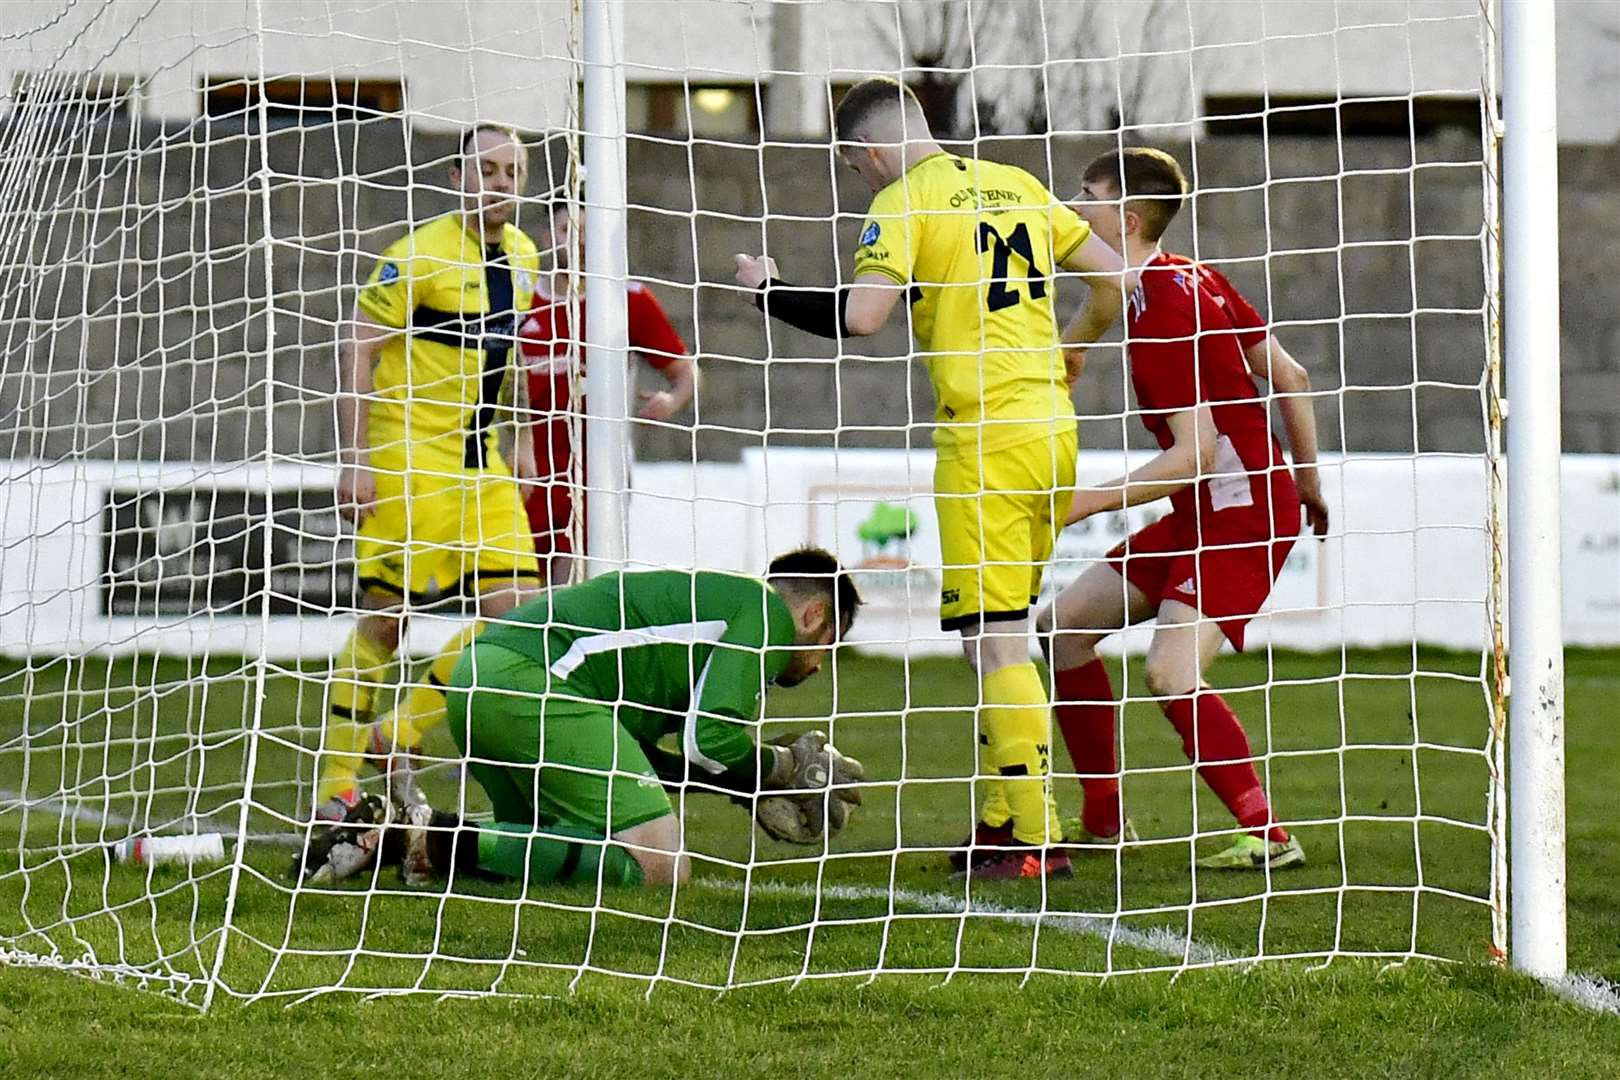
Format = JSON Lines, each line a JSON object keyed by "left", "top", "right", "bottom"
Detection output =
{"left": 1544, "top": 972, "right": 1620, "bottom": 1017}
{"left": 711, "top": 879, "right": 1620, "bottom": 1020}
{"left": 0, "top": 787, "right": 114, "bottom": 827}
{"left": 707, "top": 878, "right": 1236, "bottom": 967}
{"left": 7, "top": 787, "right": 1618, "bottom": 1018}
{"left": 0, "top": 788, "right": 301, "bottom": 847}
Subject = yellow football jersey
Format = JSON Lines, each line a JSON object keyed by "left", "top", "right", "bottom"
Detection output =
{"left": 356, "top": 212, "right": 541, "bottom": 473}
{"left": 852, "top": 152, "right": 1090, "bottom": 459}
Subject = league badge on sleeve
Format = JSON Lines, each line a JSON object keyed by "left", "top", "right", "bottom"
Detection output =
{"left": 378, "top": 262, "right": 400, "bottom": 284}
{"left": 859, "top": 222, "right": 881, "bottom": 248}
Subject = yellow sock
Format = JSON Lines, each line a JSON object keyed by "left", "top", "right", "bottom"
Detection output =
{"left": 380, "top": 622, "right": 483, "bottom": 752}
{"left": 319, "top": 629, "right": 394, "bottom": 802}
{"left": 976, "top": 730, "right": 1012, "bottom": 828}
{"left": 981, "top": 663, "right": 1060, "bottom": 846}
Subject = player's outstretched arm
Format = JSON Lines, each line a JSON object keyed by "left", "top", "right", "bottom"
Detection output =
{"left": 1056, "top": 233, "right": 1130, "bottom": 383}
{"left": 734, "top": 253, "right": 900, "bottom": 339}
{"left": 631, "top": 286, "right": 701, "bottom": 421}
{"left": 638, "top": 356, "right": 699, "bottom": 421}
{"left": 1244, "top": 335, "right": 1328, "bottom": 537}
{"left": 336, "top": 309, "right": 396, "bottom": 521}
{"left": 1066, "top": 405, "right": 1217, "bottom": 524}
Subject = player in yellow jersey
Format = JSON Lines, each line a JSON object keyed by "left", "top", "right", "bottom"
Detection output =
{"left": 318, "top": 124, "right": 544, "bottom": 821}
{"left": 734, "top": 78, "right": 1128, "bottom": 880}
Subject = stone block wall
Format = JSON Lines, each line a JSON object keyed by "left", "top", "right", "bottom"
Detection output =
{"left": 2, "top": 119, "right": 1612, "bottom": 464}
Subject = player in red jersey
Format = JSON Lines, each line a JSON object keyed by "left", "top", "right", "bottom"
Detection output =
{"left": 1037, "top": 148, "right": 1330, "bottom": 870}
{"left": 520, "top": 203, "right": 698, "bottom": 583}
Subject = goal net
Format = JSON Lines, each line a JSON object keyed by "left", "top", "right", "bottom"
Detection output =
{"left": 0, "top": 0, "right": 1503, "bottom": 1005}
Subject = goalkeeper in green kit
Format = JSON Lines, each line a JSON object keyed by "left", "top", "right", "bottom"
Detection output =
{"left": 297, "top": 549, "right": 864, "bottom": 889}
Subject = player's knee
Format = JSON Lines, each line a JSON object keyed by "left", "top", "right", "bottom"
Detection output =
{"left": 633, "top": 849, "right": 691, "bottom": 887}
{"left": 963, "top": 626, "right": 1028, "bottom": 674}
{"left": 615, "top": 815, "right": 687, "bottom": 886}
{"left": 358, "top": 611, "right": 402, "bottom": 653}
{"left": 1033, "top": 614, "right": 1061, "bottom": 669}
{"left": 1050, "top": 630, "right": 1101, "bottom": 672}
{"left": 1143, "top": 653, "right": 1195, "bottom": 699}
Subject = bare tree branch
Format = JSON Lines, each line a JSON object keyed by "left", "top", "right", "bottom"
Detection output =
{"left": 864, "top": 0, "right": 1217, "bottom": 138}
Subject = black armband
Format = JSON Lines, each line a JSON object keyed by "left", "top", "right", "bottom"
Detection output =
{"left": 754, "top": 278, "right": 849, "bottom": 339}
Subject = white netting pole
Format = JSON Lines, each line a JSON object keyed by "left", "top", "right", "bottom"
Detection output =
{"left": 583, "top": 0, "right": 630, "bottom": 576}
{"left": 1502, "top": 0, "right": 1566, "bottom": 981}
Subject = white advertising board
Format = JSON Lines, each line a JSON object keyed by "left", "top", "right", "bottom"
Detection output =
{"left": 2, "top": 453, "right": 1615, "bottom": 659}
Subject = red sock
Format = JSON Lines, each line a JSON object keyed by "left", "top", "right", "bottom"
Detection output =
{"left": 1053, "top": 660, "right": 1120, "bottom": 838}
{"left": 1163, "top": 693, "right": 1287, "bottom": 844}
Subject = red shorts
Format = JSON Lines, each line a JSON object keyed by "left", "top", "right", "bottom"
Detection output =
{"left": 525, "top": 474, "right": 576, "bottom": 559}
{"left": 1107, "top": 483, "right": 1300, "bottom": 651}
{"left": 527, "top": 416, "right": 582, "bottom": 562}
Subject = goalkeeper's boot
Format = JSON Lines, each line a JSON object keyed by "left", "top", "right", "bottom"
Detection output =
{"left": 314, "top": 719, "right": 424, "bottom": 824}
{"left": 1195, "top": 833, "right": 1306, "bottom": 871}
{"left": 947, "top": 819, "right": 1016, "bottom": 873}
{"left": 1060, "top": 815, "right": 1140, "bottom": 852}
{"left": 954, "top": 847, "right": 1074, "bottom": 882}
{"left": 379, "top": 806, "right": 464, "bottom": 885}
{"left": 383, "top": 767, "right": 436, "bottom": 886}
{"left": 312, "top": 788, "right": 360, "bottom": 824}
{"left": 295, "top": 793, "right": 391, "bottom": 883}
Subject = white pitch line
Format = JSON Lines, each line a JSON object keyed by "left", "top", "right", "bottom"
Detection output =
{"left": 7, "top": 789, "right": 1618, "bottom": 1017}
{"left": 718, "top": 880, "right": 1620, "bottom": 1019}
{"left": 709, "top": 878, "right": 1236, "bottom": 967}
{"left": 0, "top": 788, "right": 301, "bottom": 847}
{"left": 1544, "top": 972, "right": 1620, "bottom": 1017}
{"left": 0, "top": 788, "right": 114, "bottom": 827}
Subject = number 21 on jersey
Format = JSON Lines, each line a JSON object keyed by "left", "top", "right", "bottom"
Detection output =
{"left": 976, "top": 221, "right": 1047, "bottom": 313}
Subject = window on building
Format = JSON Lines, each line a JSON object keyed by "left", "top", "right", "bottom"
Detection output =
{"left": 626, "top": 83, "right": 760, "bottom": 140}
{"left": 1202, "top": 94, "right": 1482, "bottom": 138}
{"left": 201, "top": 77, "right": 406, "bottom": 127}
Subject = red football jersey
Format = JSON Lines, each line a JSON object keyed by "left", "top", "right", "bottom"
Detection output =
{"left": 518, "top": 279, "right": 689, "bottom": 478}
{"left": 1125, "top": 251, "right": 1286, "bottom": 524}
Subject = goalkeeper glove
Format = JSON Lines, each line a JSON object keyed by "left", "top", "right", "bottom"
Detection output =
{"left": 751, "top": 731, "right": 865, "bottom": 845}
{"left": 752, "top": 790, "right": 859, "bottom": 846}
{"left": 762, "top": 729, "right": 865, "bottom": 797}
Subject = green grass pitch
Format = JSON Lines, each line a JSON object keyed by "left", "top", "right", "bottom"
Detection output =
{"left": 1, "top": 647, "right": 1616, "bottom": 1076}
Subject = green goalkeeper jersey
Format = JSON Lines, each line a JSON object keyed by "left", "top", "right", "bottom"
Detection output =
{"left": 475, "top": 570, "right": 798, "bottom": 777}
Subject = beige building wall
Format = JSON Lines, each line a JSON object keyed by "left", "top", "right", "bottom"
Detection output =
{"left": 2, "top": 0, "right": 1614, "bottom": 141}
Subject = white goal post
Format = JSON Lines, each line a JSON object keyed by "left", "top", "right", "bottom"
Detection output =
{"left": 1499, "top": 0, "right": 1565, "bottom": 982}
{"left": 0, "top": 0, "right": 1573, "bottom": 1005}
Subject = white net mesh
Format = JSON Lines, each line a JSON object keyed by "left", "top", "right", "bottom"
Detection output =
{"left": 0, "top": 0, "right": 1502, "bottom": 1005}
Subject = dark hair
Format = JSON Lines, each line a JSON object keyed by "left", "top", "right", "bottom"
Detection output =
{"left": 768, "top": 547, "right": 863, "bottom": 639}
{"left": 1082, "top": 147, "right": 1189, "bottom": 241}
{"left": 833, "top": 77, "right": 925, "bottom": 143}
{"left": 458, "top": 123, "right": 521, "bottom": 162}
